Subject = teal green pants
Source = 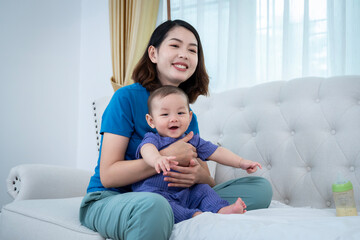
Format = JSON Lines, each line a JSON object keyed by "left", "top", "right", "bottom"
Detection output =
{"left": 79, "top": 176, "right": 272, "bottom": 240}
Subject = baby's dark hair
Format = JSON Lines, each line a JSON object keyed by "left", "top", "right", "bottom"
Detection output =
{"left": 148, "top": 85, "right": 190, "bottom": 115}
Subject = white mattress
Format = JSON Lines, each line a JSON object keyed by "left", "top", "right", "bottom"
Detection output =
{"left": 170, "top": 201, "right": 360, "bottom": 240}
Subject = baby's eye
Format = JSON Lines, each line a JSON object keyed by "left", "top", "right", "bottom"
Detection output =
{"left": 178, "top": 112, "right": 186, "bottom": 115}
{"left": 161, "top": 113, "right": 168, "bottom": 116}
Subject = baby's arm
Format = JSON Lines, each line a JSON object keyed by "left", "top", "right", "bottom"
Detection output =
{"left": 140, "top": 143, "right": 177, "bottom": 173}
{"left": 208, "top": 147, "right": 262, "bottom": 174}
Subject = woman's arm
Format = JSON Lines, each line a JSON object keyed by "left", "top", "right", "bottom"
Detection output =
{"left": 99, "top": 132, "right": 212, "bottom": 189}
{"left": 100, "top": 133, "right": 157, "bottom": 188}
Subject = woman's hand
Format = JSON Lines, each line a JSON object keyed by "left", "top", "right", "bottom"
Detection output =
{"left": 163, "top": 158, "right": 215, "bottom": 188}
{"left": 160, "top": 132, "right": 197, "bottom": 166}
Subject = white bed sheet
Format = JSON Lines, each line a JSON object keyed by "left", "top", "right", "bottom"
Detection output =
{"left": 170, "top": 201, "right": 360, "bottom": 240}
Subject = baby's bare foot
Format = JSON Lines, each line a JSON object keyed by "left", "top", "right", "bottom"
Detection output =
{"left": 218, "top": 198, "right": 247, "bottom": 214}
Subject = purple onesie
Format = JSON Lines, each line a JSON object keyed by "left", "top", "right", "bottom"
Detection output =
{"left": 133, "top": 132, "right": 229, "bottom": 223}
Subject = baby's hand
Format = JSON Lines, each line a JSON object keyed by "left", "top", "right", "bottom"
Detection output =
{"left": 240, "top": 159, "right": 262, "bottom": 174}
{"left": 155, "top": 156, "right": 177, "bottom": 173}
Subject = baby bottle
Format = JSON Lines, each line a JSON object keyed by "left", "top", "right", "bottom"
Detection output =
{"left": 332, "top": 174, "right": 358, "bottom": 217}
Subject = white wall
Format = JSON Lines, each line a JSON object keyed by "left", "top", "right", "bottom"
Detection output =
{"left": 0, "top": 0, "right": 112, "bottom": 208}
{"left": 76, "top": 1, "right": 113, "bottom": 171}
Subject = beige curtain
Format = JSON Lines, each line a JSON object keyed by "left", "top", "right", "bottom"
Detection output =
{"left": 109, "top": 0, "right": 160, "bottom": 91}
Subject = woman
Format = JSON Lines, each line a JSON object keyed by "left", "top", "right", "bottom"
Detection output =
{"left": 80, "top": 19, "right": 272, "bottom": 240}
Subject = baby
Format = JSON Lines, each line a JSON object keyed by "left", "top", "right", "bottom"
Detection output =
{"left": 133, "top": 85, "right": 262, "bottom": 223}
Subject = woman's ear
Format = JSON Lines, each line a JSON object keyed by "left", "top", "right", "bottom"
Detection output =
{"left": 148, "top": 45, "right": 157, "bottom": 63}
{"left": 146, "top": 114, "right": 156, "bottom": 128}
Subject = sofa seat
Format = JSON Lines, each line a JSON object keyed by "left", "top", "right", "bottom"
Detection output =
{"left": 171, "top": 205, "right": 360, "bottom": 239}
{"left": 1, "top": 197, "right": 104, "bottom": 240}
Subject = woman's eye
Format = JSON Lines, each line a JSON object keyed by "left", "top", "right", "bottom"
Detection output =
{"left": 189, "top": 49, "right": 197, "bottom": 53}
{"left": 170, "top": 44, "right": 179, "bottom": 48}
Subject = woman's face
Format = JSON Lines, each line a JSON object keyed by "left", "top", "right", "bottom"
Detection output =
{"left": 148, "top": 26, "right": 198, "bottom": 87}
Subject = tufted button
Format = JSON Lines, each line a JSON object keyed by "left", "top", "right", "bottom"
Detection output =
{"left": 326, "top": 201, "right": 331, "bottom": 207}
{"left": 291, "top": 130, "right": 295, "bottom": 136}
{"left": 349, "top": 166, "right": 355, "bottom": 172}
{"left": 315, "top": 98, "right": 320, "bottom": 103}
{"left": 219, "top": 133, "right": 224, "bottom": 138}
{"left": 284, "top": 199, "right": 290, "bottom": 204}
{"left": 239, "top": 107, "right": 244, "bottom": 111}
{"left": 306, "top": 166, "right": 311, "bottom": 172}
{"left": 358, "top": 100, "right": 360, "bottom": 105}
{"left": 252, "top": 132, "right": 257, "bottom": 137}
{"left": 331, "top": 129, "right": 336, "bottom": 135}
{"left": 267, "top": 164, "right": 272, "bottom": 170}
{"left": 277, "top": 102, "right": 281, "bottom": 106}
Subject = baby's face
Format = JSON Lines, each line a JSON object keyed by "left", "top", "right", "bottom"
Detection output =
{"left": 147, "top": 93, "right": 192, "bottom": 138}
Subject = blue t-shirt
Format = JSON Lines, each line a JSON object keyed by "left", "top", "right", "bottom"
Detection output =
{"left": 87, "top": 83, "right": 200, "bottom": 193}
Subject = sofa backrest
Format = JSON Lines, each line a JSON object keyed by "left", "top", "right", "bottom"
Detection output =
{"left": 92, "top": 96, "right": 110, "bottom": 152}
{"left": 93, "top": 76, "right": 360, "bottom": 209}
{"left": 191, "top": 76, "right": 360, "bottom": 208}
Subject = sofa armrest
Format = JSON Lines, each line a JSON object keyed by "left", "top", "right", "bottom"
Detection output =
{"left": 7, "top": 164, "right": 92, "bottom": 201}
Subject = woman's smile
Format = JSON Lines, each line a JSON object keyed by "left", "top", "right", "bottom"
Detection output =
{"left": 172, "top": 62, "right": 188, "bottom": 71}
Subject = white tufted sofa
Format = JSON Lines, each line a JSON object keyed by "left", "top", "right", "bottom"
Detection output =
{"left": 192, "top": 75, "right": 360, "bottom": 209}
{"left": 1, "top": 76, "right": 360, "bottom": 240}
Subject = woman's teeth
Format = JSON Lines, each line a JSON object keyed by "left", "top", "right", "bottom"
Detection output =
{"left": 174, "top": 64, "right": 187, "bottom": 69}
